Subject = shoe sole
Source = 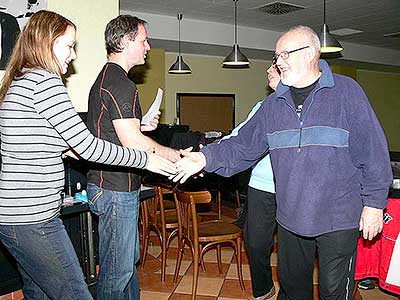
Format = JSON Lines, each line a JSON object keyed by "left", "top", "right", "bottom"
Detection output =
{"left": 358, "top": 285, "right": 375, "bottom": 290}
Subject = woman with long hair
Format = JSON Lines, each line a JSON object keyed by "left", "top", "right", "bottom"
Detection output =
{"left": 0, "top": 10, "right": 176, "bottom": 300}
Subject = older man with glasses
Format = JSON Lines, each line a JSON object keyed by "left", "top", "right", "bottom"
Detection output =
{"left": 172, "top": 25, "right": 392, "bottom": 300}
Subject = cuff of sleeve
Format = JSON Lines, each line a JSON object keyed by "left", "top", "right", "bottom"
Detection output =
{"left": 362, "top": 198, "right": 388, "bottom": 209}
{"left": 200, "top": 147, "right": 212, "bottom": 171}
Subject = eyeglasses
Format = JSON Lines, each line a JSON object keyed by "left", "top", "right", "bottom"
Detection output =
{"left": 272, "top": 45, "right": 310, "bottom": 64}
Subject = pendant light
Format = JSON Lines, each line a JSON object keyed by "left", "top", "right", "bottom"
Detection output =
{"left": 319, "top": 0, "right": 343, "bottom": 53}
{"left": 168, "top": 13, "right": 191, "bottom": 74}
{"left": 223, "top": 0, "right": 249, "bottom": 67}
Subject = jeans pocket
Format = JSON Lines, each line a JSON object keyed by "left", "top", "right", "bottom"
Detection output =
{"left": 0, "top": 225, "right": 18, "bottom": 245}
{"left": 89, "top": 189, "right": 103, "bottom": 206}
{"left": 88, "top": 188, "right": 104, "bottom": 216}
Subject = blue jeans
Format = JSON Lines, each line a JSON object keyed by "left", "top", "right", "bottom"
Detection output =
{"left": 0, "top": 218, "right": 93, "bottom": 300}
{"left": 87, "top": 183, "right": 140, "bottom": 300}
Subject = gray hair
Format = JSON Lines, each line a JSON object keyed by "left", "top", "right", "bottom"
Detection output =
{"left": 285, "top": 25, "right": 321, "bottom": 52}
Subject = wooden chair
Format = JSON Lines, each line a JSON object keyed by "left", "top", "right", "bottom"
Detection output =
{"left": 140, "top": 185, "right": 178, "bottom": 282}
{"left": 173, "top": 190, "right": 245, "bottom": 300}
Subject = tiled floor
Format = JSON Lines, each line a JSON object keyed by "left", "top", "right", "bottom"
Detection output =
{"left": 0, "top": 203, "right": 398, "bottom": 300}
{"left": 137, "top": 202, "right": 399, "bottom": 300}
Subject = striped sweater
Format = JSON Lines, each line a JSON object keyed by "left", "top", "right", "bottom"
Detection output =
{"left": 0, "top": 69, "right": 148, "bottom": 225}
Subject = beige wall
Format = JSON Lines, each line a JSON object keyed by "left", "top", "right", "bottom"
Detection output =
{"left": 357, "top": 70, "right": 400, "bottom": 152}
{"left": 135, "top": 48, "right": 166, "bottom": 119}
{"left": 164, "top": 53, "right": 271, "bottom": 125}
{"left": 48, "top": 0, "right": 119, "bottom": 112}
{"left": 330, "top": 65, "right": 357, "bottom": 80}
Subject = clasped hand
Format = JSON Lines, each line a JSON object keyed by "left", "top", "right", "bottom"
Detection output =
{"left": 146, "top": 147, "right": 205, "bottom": 183}
{"left": 169, "top": 148, "right": 206, "bottom": 183}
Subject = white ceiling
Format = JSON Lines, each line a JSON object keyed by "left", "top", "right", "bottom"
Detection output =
{"left": 120, "top": 0, "right": 400, "bottom": 67}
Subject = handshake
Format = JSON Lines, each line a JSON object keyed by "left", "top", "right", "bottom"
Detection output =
{"left": 145, "top": 147, "right": 207, "bottom": 184}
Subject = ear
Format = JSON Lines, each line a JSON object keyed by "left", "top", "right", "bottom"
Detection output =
{"left": 305, "top": 46, "right": 317, "bottom": 63}
{"left": 120, "top": 35, "right": 130, "bottom": 51}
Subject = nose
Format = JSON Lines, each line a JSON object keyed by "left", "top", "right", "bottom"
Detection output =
{"left": 145, "top": 40, "right": 151, "bottom": 51}
{"left": 71, "top": 48, "right": 77, "bottom": 60}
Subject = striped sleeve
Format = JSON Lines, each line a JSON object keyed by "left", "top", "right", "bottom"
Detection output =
{"left": 32, "top": 71, "right": 148, "bottom": 169}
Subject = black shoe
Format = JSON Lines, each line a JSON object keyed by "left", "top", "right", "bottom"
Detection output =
{"left": 358, "top": 279, "right": 375, "bottom": 290}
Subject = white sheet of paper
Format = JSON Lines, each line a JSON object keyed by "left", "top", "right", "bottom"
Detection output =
{"left": 141, "top": 88, "right": 163, "bottom": 125}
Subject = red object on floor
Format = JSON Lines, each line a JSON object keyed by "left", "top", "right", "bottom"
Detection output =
{"left": 355, "top": 198, "right": 400, "bottom": 295}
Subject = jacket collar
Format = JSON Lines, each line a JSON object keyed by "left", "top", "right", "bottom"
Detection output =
{"left": 275, "top": 59, "right": 335, "bottom": 98}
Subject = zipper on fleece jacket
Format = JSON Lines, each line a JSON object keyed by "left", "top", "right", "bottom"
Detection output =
{"left": 280, "top": 89, "right": 320, "bottom": 154}
{"left": 281, "top": 98, "right": 304, "bottom": 153}
{"left": 297, "top": 87, "right": 323, "bottom": 152}
{"left": 298, "top": 121, "right": 303, "bottom": 153}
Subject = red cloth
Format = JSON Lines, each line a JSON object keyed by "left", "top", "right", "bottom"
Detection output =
{"left": 355, "top": 198, "right": 400, "bottom": 295}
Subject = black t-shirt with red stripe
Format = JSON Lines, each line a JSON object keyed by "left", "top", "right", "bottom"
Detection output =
{"left": 86, "top": 62, "right": 143, "bottom": 192}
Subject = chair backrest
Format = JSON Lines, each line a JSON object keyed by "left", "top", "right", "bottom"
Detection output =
{"left": 141, "top": 186, "right": 168, "bottom": 228}
{"left": 174, "top": 190, "right": 212, "bottom": 247}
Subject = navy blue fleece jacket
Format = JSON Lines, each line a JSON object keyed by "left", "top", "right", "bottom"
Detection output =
{"left": 201, "top": 60, "right": 392, "bottom": 236}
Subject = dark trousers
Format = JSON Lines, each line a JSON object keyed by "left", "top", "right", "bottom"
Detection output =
{"left": 244, "top": 187, "right": 276, "bottom": 297}
{"left": 277, "top": 225, "right": 358, "bottom": 300}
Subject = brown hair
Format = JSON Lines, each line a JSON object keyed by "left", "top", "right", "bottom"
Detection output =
{"left": 0, "top": 10, "right": 75, "bottom": 105}
{"left": 105, "top": 15, "right": 146, "bottom": 55}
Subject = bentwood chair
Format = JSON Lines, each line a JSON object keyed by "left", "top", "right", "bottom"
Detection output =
{"left": 140, "top": 185, "right": 178, "bottom": 282}
{"left": 173, "top": 190, "right": 245, "bottom": 300}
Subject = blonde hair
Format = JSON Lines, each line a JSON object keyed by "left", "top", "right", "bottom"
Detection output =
{"left": 0, "top": 10, "right": 75, "bottom": 104}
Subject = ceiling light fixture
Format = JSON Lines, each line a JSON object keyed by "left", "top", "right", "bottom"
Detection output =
{"left": 168, "top": 13, "right": 191, "bottom": 74}
{"left": 223, "top": 0, "right": 249, "bottom": 67}
{"left": 319, "top": 0, "right": 343, "bottom": 53}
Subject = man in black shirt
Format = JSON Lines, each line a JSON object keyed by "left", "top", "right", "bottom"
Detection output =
{"left": 86, "top": 15, "right": 179, "bottom": 300}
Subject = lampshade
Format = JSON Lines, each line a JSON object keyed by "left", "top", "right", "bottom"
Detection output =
{"left": 223, "top": 44, "right": 249, "bottom": 66}
{"left": 223, "top": 0, "right": 249, "bottom": 67}
{"left": 319, "top": 0, "right": 343, "bottom": 53}
{"left": 319, "top": 24, "right": 343, "bottom": 53}
{"left": 168, "top": 14, "right": 191, "bottom": 74}
{"left": 168, "top": 55, "right": 191, "bottom": 74}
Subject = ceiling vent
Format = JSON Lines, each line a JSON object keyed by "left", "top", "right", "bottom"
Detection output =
{"left": 255, "top": 1, "right": 305, "bottom": 15}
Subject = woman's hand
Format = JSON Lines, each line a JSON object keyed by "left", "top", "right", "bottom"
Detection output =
{"left": 145, "top": 152, "right": 177, "bottom": 176}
